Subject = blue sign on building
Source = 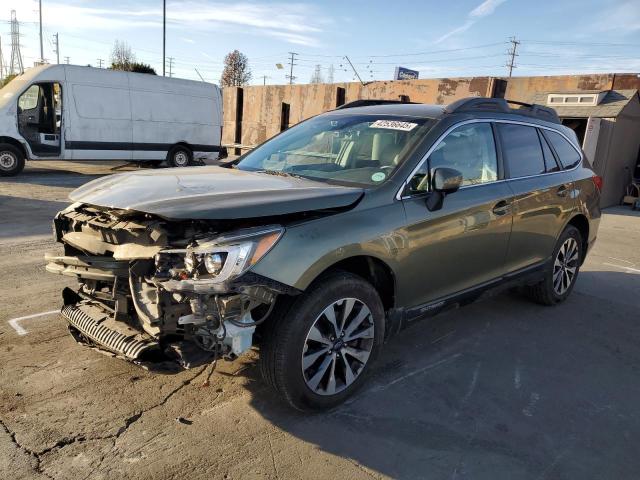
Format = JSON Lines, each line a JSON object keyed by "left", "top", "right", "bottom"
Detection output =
{"left": 394, "top": 67, "right": 419, "bottom": 80}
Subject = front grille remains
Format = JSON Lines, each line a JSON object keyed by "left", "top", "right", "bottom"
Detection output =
{"left": 61, "top": 304, "right": 157, "bottom": 360}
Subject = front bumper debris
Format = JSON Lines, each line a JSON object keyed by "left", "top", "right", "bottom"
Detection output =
{"left": 62, "top": 302, "right": 157, "bottom": 360}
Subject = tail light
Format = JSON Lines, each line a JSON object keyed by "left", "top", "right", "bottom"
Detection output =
{"left": 591, "top": 175, "right": 603, "bottom": 192}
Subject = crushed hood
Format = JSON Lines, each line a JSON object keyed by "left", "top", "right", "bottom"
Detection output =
{"left": 69, "top": 166, "right": 364, "bottom": 220}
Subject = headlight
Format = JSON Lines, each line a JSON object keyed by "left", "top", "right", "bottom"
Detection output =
{"left": 178, "top": 226, "right": 283, "bottom": 284}
{"left": 204, "top": 253, "right": 226, "bottom": 275}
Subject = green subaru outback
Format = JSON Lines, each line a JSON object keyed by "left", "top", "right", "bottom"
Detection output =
{"left": 47, "top": 97, "right": 601, "bottom": 410}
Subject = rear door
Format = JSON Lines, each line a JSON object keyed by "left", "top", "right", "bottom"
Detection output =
{"left": 498, "top": 122, "right": 577, "bottom": 273}
{"left": 399, "top": 121, "right": 513, "bottom": 307}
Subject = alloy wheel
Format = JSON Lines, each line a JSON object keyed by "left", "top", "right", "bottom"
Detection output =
{"left": 0, "top": 151, "right": 17, "bottom": 171}
{"left": 301, "top": 298, "right": 375, "bottom": 396}
{"left": 553, "top": 237, "right": 579, "bottom": 295}
{"left": 173, "top": 151, "right": 189, "bottom": 167}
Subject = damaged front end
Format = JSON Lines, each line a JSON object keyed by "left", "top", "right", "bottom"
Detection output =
{"left": 46, "top": 203, "right": 296, "bottom": 370}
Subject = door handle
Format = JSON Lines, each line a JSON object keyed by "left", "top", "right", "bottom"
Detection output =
{"left": 492, "top": 200, "right": 511, "bottom": 216}
{"left": 557, "top": 184, "right": 569, "bottom": 197}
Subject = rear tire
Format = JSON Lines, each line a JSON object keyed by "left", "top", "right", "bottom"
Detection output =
{"left": 0, "top": 144, "right": 25, "bottom": 177}
{"left": 260, "top": 272, "right": 385, "bottom": 411}
{"left": 166, "top": 145, "right": 192, "bottom": 168}
{"left": 523, "top": 225, "right": 583, "bottom": 305}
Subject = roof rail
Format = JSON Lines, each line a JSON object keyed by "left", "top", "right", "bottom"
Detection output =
{"left": 444, "top": 97, "right": 561, "bottom": 124}
{"left": 335, "top": 99, "right": 416, "bottom": 110}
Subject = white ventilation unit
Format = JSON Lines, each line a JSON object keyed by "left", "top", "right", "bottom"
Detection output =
{"left": 547, "top": 92, "right": 606, "bottom": 106}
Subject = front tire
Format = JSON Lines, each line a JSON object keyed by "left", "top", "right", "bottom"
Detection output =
{"left": 0, "top": 144, "right": 25, "bottom": 177}
{"left": 166, "top": 145, "right": 192, "bottom": 168}
{"left": 523, "top": 225, "right": 583, "bottom": 305}
{"left": 260, "top": 272, "right": 385, "bottom": 411}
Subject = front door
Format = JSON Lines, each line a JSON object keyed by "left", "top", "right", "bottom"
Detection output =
{"left": 397, "top": 122, "right": 513, "bottom": 308}
{"left": 17, "top": 82, "right": 62, "bottom": 157}
{"left": 496, "top": 122, "right": 577, "bottom": 273}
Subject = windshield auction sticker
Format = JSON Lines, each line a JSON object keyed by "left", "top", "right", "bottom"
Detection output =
{"left": 370, "top": 120, "right": 418, "bottom": 131}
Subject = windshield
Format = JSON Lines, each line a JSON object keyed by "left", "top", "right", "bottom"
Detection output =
{"left": 0, "top": 76, "right": 29, "bottom": 110}
{"left": 236, "top": 114, "right": 433, "bottom": 186}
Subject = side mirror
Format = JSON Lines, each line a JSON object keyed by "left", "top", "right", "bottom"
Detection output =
{"left": 432, "top": 167, "right": 463, "bottom": 193}
{"left": 426, "top": 167, "right": 463, "bottom": 212}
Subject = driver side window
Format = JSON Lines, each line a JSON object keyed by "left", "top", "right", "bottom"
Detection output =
{"left": 18, "top": 85, "right": 41, "bottom": 111}
{"left": 406, "top": 122, "right": 498, "bottom": 195}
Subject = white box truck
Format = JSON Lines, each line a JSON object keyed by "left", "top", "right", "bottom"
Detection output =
{"left": 0, "top": 64, "right": 223, "bottom": 176}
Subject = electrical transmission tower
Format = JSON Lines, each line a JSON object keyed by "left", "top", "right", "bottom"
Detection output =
{"left": 9, "top": 10, "right": 24, "bottom": 75}
{"left": 0, "top": 36, "right": 5, "bottom": 80}
{"left": 167, "top": 57, "right": 174, "bottom": 77}
{"left": 506, "top": 36, "right": 520, "bottom": 78}
{"left": 327, "top": 64, "right": 335, "bottom": 84}
{"left": 286, "top": 52, "right": 298, "bottom": 85}
{"left": 53, "top": 33, "right": 59, "bottom": 64}
{"left": 97, "top": 58, "right": 104, "bottom": 68}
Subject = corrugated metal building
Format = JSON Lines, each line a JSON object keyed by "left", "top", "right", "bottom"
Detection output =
{"left": 531, "top": 90, "right": 640, "bottom": 207}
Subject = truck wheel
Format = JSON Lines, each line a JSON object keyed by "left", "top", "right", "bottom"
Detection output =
{"left": 260, "top": 272, "right": 385, "bottom": 411}
{"left": 0, "top": 144, "right": 25, "bottom": 177}
{"left": 523, "top": 225, "right": 583, "bottom": 305}
{"left": 167, "top": 145, "right": 193, "bottom": 168}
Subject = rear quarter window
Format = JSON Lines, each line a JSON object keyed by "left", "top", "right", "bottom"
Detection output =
{"left": 498, "top": 123, "right": 546, "bottom": 178}
{"left": 544, "top": 130, "right": 581, "bottom": 169}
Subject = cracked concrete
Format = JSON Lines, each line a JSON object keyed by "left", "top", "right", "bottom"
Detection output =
{"left": 2, "top": 162, "right": 640, "bottom": 479}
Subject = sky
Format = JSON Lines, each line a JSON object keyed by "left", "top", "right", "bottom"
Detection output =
{"left": 1, "top": 0, "right": 639, "bottom": 85}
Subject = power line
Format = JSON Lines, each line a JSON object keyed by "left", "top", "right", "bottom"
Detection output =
{"left": 506, "top": 36, "right": 520, "bottom": 78}
{"left": 286, "top": 51, "right": 297, "bottom": 85}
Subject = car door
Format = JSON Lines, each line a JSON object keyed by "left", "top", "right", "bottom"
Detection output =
{"left": 398, "top": 121, "right": 513, "bottom": 309}
{"left": 497, "top": 122, "right": 577, "bottom": 273}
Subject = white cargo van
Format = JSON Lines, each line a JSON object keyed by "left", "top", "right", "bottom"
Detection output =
{"left": 0, "top": 64, "right": 222, "bottom": 176}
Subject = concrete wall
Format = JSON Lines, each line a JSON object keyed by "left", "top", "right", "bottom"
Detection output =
{"left": 222, "top": 73, "right": 640, "bottom": 148}
{"left": 222, "top": 77, "right": 499, "bottom": 147}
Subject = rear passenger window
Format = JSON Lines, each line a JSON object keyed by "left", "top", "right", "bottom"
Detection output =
{"left": 498, "top": 124, "right": 545, "bottom": 178}
{"left": 538, "top": 130, "right": 560, "bottom": 172}
{"left": 545, "top": 130, "right": 581, "bottom": 169}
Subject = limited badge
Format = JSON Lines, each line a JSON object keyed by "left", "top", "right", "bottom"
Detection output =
{"left": 371, "top": 172, "right": 386, "bottom": 182}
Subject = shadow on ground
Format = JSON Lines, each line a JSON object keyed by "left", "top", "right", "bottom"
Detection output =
{"left": 238, "top": 270, "right": 640, "bottom": 479}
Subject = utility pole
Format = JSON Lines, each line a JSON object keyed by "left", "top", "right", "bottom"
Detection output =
{"left": 261, "top": 75, "right": 270, "bottom": 85}
{"left": 9, "top": 10, "right": 24, "bottom": 75}
{"left": 52, "top": 33, "right": 59, "bottom": 64}
{"left": 64, "top": 56, "right": 70, "bottom": 65}
{"left": 286, "top": 52, "right": 297, "bottom": 85}
{"left": 344, "top": 56, "right": 364, "bottom": 85}
{"left": 38, "top": 0, "right": 44, "bottom": 63}
{"left": 507, "top": 36, "right": 520, "bottom": 78}
{"left": 97, "top": 58, "right": 104, "bottom": 68}
{"left": 162, "top": 0, "right": 166, "bottom": 76}
{"left": 167, "top": 57, "right": 174, "bottom": 77}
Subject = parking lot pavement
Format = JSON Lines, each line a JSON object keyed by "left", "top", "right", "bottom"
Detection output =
{"left": 1, "top": 163, "right": 640, "bottom": 480}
